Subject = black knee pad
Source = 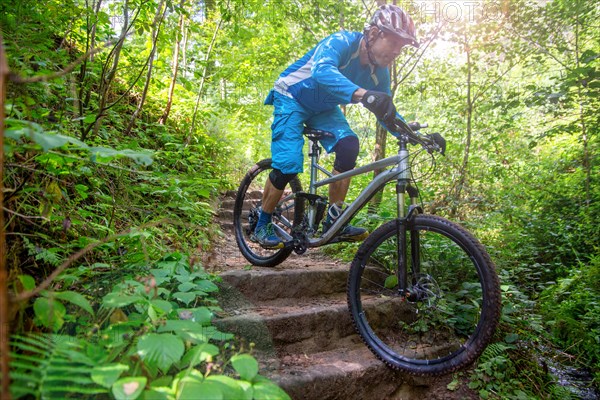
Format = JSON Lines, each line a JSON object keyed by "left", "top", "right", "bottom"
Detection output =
{"left": 333, "top": 136, "right": 359, "bottom": 172}
{"left": 269, "top": 169, "right": 297, "bottom": 190}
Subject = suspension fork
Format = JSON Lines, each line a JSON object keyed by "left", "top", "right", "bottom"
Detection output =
{"left": 395, "top": 145, "right": 421, "bottom": 297}
{"left": 395, "top": 183, "right": 421, "bottom": 297}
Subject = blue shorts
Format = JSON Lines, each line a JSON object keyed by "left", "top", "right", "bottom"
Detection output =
{"left": 267, "top": 91, "right": 357, "bottom": 174}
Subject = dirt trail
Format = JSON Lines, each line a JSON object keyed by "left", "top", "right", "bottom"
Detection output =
{"left": 205, "top": 191, "right": 477, "bottom": 400}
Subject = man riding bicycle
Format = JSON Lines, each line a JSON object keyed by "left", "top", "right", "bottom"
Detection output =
{"left": 254, "top": 4, "right": 419, "bottom": 249}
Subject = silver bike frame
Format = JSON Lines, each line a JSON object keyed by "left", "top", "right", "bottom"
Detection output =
{"left": 273, "top": 148, "right": 412, "bottom": 248}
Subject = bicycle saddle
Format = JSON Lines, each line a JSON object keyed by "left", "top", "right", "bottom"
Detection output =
{"left": 303, "top": 127, "right": 335, "bottom": 141}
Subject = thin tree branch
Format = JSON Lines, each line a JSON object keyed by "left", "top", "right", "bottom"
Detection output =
{"left": 191, "top": 1, "right": 230, "bottom": 133}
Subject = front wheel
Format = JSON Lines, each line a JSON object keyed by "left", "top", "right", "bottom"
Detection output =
{"left": 233, "top": 159, "right": 305, "bottom": 267}
{"left": 347, "top": 215, "right": 501, "bottom": 376}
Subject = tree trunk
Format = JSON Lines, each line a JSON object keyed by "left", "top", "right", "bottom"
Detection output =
{"left": 125, "top": 0, "right": 167, "bottom": 135}
{"left": 77, "top": 0, "right": 103, "bottom": 138}
{"left": 451, "top": 36, "right": 473, "bottom": 217}
{"left": 574, "top": 6, "right": 591, "bottom": 206}
{"left": 190, "top": 16, "right": 224, "bottom": 135}
{"left": 368, "top": 124, "right": 388, "bottom": 213}
{"left": 84, "top": 0, "right": 130, "bottom": 141}
{"left": 159, "top": 0, "right": 185, "bottom": 125}
{"left": 0, "top": 34, "right": 11, "bottom": 400}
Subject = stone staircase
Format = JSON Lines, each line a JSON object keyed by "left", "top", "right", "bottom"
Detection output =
{"left": 208, "top": 191, "right": 474, "bottom": 400}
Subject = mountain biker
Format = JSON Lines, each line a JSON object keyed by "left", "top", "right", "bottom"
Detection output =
{"left": 254, "top": 4, "right": 419, "bottom": 249}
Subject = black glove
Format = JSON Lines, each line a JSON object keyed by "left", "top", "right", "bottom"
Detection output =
{"left": 361, "top": 90, "right": 397, "bottom": 124}
{"left": 428, "top": 132, "right": 446, "bottom": 156}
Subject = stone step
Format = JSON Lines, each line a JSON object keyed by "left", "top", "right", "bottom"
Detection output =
{"left": 222, "top": 190, "right": 237, "bottom": 199}
{"left": 218, "top": 208, "right": 233, "bottom": 220}
{"left": 263, "top": 345, "right": 435, "bottom": 400}
{"left": 214, "top": 288, "right": 416, "bottom": 355}
{"left": 218, "top": 266, "right": 348, "bottom": 302}
{"left": 213, "top": 293, "right": 357, "bottom": 354}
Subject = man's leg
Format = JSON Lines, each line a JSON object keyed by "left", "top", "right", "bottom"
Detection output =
{"left": 261, "top": 177, "right": 284, "bottom": 214}
{"left": 308, "top": 106, "right": 369, "bottom": 240}
{"left": 329, "top": 170, "right": 351, "bottom": 206}
{"left": 253, "top": 170, "right": 296, "bottom": 249}
{"left": 254, "top": 93, "right": 307, "bottom": 248}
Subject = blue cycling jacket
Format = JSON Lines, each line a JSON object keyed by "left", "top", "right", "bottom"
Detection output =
{"left": 266, "top": 31, "right": 392, "bottom": 112}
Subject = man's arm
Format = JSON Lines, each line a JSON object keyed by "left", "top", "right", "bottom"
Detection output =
{"left": 352, "top": 88, "right": 367, "bottom": 103}
{"left": 311, "top": 33, "right": 361, "bottom": 104}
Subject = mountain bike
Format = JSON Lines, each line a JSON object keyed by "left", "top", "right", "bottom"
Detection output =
{"left": 233, "top": 119, "right": 501, "bottom": 376}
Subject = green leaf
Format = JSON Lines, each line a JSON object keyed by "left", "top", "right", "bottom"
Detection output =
{"left": 88, "top": 147, "right": 153, "bottom": 166}
{"left": 252, "top": 378, "right": 291, "bottom": 400}
{"left": 102, "top": 293, "right": 144, "bottom": 308}
{"left": 74, "top": 184, "right": 89, "bottom": 199}
{"left": 30, "top": 130, "right": 88, "bottom": 152}
{"left": 195, "top": 279, "right": 219, "bottom": 293}
{"left": 54, "top": 291, "right": 94, "bottom": 315}
{"left": 177, "top": 282, "right": 196, "bottom": 292}
{"left": 231, "top": 354, "right": 259, "bottom": 381}
{"left": 157, "top": 320, "right": 205, "bottom": 335}
{"left": 177, "top": 379, "right": 223, "bottom": 400}
{"left": 18, "top": 274, "right": 36, "bottom": 291}
{"left": 91, "top": 364, "right": 129, "bottom": 388}
{"left": 384, "top": 275, "right": 398, "bottom": 289}
{"left": 150, "top": 299, "right": 173, "bottom": 314}
{"left": 83, "top": 114, "right": 96, "bottom": 123}
{"left": 447, "top": 377, "right": 459, "bottom": 391}
{"left": 112, "top": 376, "right": 147, "bottom": 400}
{"left": 206, "top": 375, "right": 246, "bottom": 399}
{"left": 142, "top": 388, "right": 171, "bottom": 400}
{"left": 504, "top": 333, "right": 519, "bottom": 343}
{"left": 179, "top": 343, "right": 219, "bottom": 368}
{"left": 33, "top": 297, "right": 66, "bottom": 330}
{"left": 173, "top": 291, "right": 196, "bottom": 305}
{"left": 137, "top": 333, "right": 184, "bottom": 373}
{"left": 192, "top": 307, "right": 213, "bottom": 325}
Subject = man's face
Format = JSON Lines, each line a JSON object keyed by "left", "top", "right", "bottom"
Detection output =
{"left": 369, "top": 30, "right": 408, "bottom": 66}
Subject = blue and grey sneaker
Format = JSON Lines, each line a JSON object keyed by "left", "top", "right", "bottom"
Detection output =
{"left": 252, "top": 223, "right": 284, "bottom": 249}
{"left": 322, "top": 203, "right": 368, "bottom": 242}
{"left": 322, "top": 219, "right": 369, "bottom": 241}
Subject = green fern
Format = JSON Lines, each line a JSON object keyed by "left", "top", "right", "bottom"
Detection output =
{"left": 479, "top": 341, "right": 511, "bottom": 363}
{"left": 22, "top": 237, "right": 62, "bottom": 266}
{"left": 9, "top": 334, "right": 106, "bottom": 399}
{"left": 549, "top": 384, "right": 576, "bottom": 400}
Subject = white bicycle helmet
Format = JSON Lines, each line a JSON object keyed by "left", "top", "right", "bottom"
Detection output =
{"left": 368, "top": 4, "right": 419, "bottom": 48}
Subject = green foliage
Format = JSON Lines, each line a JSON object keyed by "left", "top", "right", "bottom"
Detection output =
{"left": 3, "top": 0, "right": 600, "bottom": 398}
{"left": 9, "top": 335, "right": 106, "bottom": 399}
{"left": 10, "top": 252, "right": 289, "bottom": 400}
{"left": 539, "top": 253, "right": 600, "bottom": 380}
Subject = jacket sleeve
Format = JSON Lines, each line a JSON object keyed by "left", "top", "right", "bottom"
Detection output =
{"left": 311, "top": 33, "right": 360, "bottom": 105}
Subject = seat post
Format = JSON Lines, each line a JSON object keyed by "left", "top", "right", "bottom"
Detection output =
{"left": 308, "top": 139, "right": 320, "bottom": 195}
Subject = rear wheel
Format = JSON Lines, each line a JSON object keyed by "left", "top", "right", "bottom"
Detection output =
{"left": 233, "top": 159, "right": 305, "bottom": 267}
{"left": 347, "top": 215, "right": 501, "bottom": 376}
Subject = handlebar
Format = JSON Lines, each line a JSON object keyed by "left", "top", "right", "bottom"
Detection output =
{"left": 390, "top": 118, "right": 446, "bottom": 156}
